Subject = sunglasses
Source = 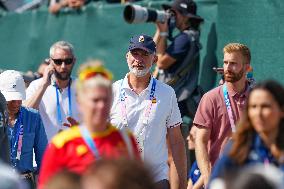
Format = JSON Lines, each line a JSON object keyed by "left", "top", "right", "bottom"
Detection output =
{"left": 51, "top": 58, "right": 74, "bottom": 65}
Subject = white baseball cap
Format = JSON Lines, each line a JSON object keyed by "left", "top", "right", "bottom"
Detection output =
{"left": 0, "top": 70, "right": 26, "bottom": 101}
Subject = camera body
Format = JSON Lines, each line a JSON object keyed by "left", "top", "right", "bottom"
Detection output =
{"left": 123, "top": 4, "right": 174, "bottom": 24}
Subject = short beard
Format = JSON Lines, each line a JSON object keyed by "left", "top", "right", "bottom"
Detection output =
{"left": 54, "top": 70, "right": 71, "bottom": 81}
{"left": 128, "top": 65, "right": 151, "bottom": 78}
{"left": 224, "top": 68, "right": 245, "bottom": 83}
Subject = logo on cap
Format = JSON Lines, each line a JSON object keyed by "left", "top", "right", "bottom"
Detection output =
{"left": 12, "top": 84, "right": 16, "bottom": 88}
{"left": 138, "top": 36, "right": 144, "bottom": 43}
{"left": 180, "top": 3, "right": 187, "bottom": 9}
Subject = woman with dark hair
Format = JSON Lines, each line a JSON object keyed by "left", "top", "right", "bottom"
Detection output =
{"left": 210, "top": 80, "right": 284, "bottom": 181}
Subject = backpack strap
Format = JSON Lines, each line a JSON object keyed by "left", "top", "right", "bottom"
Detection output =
{"left": 166, "top": 29, "right": 201, "bottom": 86}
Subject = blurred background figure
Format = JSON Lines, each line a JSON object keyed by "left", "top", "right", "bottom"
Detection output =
{"left": 48, "top": 0, "right": 89, "bottom": 14}
{"left": 82, "top": 158, "right": 155, "bottom": 189}
{"left": 43, "top": 170, "right": 81, "bottom": 189}
{"left": 211, "top": 80, "right": 284, "bottom": 180}
{"left": 209, "top": 164, "right": 284, "bottom": 189}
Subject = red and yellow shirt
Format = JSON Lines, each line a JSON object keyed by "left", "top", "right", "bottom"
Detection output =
{"left": 39, "top": 125, "right": 139, "bottom": 188}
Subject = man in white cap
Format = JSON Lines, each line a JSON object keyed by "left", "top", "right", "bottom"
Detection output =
{"left": 0, "top": 70, "right": 48, "bottom": 189}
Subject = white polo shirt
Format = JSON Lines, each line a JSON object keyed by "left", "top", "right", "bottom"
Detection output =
{"left": 26, "top": 78, "right": 80, "bottom": 141}
{"left": 110, "top": 75, "right": 182, "bottom": 182}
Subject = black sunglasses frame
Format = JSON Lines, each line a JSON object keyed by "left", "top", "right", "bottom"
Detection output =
{"left": 51, "top": 58, "right": 74, "bottom": 65}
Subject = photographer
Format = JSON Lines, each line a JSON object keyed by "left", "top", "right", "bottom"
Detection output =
{"left": 154, "top": 0, "right": 203, "bottom": 121}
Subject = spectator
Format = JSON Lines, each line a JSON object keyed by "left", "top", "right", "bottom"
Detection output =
{"left": 110, "top": 34, "right": 187, "bottom": 189}
{"left": 82, "top": 158, "right": 155, "bottom": 189}
{"left": 210, "top": 80, "right": 284, "bottom": 180}
{"left": 38, "top": 61, "right": 140, "bottom": 188}
{"left": 48, "top": 0, "right": 89, "bottom": 14}
{"left": 25, "top": 41, "right": 80, "bottom": 141}
{"left": 0, "top": 70, "right": 48, "bottom": 189}
{"left": 192, "top": 43, "right": 251, "bottom": 188}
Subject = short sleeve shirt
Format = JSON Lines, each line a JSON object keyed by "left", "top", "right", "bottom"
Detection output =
{"left": 110, "top": 75, "right": 182, "bottom": 182}
{"left": 193, "top": 83, "right": 249, "bottom": 166}
{"left": 26, "top": 78, "right": 80, "bottom": 141}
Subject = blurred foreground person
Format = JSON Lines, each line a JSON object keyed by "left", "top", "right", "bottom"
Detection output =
{"left": 209, "top": 164, "right": 284, "bottom": 189}
{"left": 82, "top": 158, "right": 155, "bottom": 189}
{"left": 39, "top": 61, "right": 140, "bottom": 188}
{"left": 43, "top": 170, "right": 81, "bottom": 189}
{"left": 0, "top": 161, "right": 28, "bottom": 189}
{"left": 0, "top": 70, "right": 48, "bottom": 189}
{"left": 211, "top": 80, "right": 284, "bottom": 180}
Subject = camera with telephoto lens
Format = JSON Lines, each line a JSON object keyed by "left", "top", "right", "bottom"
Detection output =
{"left": 123, "top": 4, "right": 175, "bottom": 24}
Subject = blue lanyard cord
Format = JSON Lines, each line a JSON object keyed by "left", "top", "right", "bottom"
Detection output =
{"left": 55, "top": 79, "right": 72, "bottom": 126}
{"left": 222, "top": 84, "right": 236, "bottom": 132}
{"left": 80, "top": 126, "right": 100, "bottom": 158}
{"left": 10, "top": 109, "right": 24, "bottom": 167}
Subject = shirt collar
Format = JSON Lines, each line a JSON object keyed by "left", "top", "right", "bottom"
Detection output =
{"left": 226, "top": 81, "right": 250, "bottom": 98}
{"left": 121, "top": 73, "right": 154, "bottom": 92}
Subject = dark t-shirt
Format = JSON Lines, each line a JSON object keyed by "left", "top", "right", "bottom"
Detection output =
{"left": 158, "top": 29, "right": 200, "bottom": 102}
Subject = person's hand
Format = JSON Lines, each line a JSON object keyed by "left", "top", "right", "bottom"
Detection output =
{"left": 49, "top": 3, "right": 63, "bottom": 14}
{"left": 67, "top": 0, "right": 85, "bottom": 9}
{"left": 192, "top": 176, "right": 205, "bottom": 189}
{"left": 156, "top": 21, "right": 169, "bottom": 33}
{"left": 42, "top": 63, "right": 55, "bottom": 88}
{"left": 63, "top": 116, "right": 79, "bottom": 128}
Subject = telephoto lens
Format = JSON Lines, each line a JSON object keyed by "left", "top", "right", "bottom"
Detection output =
{"left": 123, "top": 4, "right": 171, "bottom": 24}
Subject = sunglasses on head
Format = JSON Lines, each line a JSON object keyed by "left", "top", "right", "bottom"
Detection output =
{"left": 51, "top": 58, "right": 73, "bottom": 65}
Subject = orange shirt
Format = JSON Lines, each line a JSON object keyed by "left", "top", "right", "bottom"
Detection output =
{"left": 39, "top": 125, "right": 139, "bottom": 188}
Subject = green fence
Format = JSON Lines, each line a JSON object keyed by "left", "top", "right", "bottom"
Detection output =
{"left": 0, "top": 0, "right": 283, "bottom": 91}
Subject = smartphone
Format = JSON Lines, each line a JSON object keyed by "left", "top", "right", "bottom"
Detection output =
{"left": 50, "top": 73, "right": 56, "bottom": 86}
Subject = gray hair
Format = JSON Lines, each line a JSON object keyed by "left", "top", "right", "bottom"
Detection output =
{"left": 49, "top": 41, "right": 74, "bottom": 58}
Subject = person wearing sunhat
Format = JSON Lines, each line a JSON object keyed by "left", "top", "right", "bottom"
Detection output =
{"left": 110, "top": 34, "right": 187, "bottom": 189}
{"left": 38, "top": 61, "right": 140, "bottom": 189}
{"left": 0, "top": 70, "right": 48, "bottom": 189}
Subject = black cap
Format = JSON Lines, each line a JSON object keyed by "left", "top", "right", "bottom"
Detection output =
{"left": 162, "top": 0, "right": 204, "bottom": 22}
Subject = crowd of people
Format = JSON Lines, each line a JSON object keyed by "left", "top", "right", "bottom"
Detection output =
{"left": 0, "top": 0, "right": 284, "bottom": 189}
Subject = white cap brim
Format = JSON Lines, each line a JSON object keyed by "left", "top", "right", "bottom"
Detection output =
{"left": 1, "top": 91, "right": 26, "bottom": 101}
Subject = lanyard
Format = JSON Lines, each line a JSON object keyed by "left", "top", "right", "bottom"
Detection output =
{"left": 119, "top": 78, "right": 157, "bottom": 127}
{"left": 222, "top": 84, "right": 236, "bottom": 132}
{"left": 55, "top": 79, "right": 72, "bottom": 126}
{"left": 119, "top": 78, "right": 156, "bottom": 157}
{"left": 10, "top": 109, "right": 24, "bottom": 168}
{"left": 80, "top": 126, "right": 100, "bottom": 158}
